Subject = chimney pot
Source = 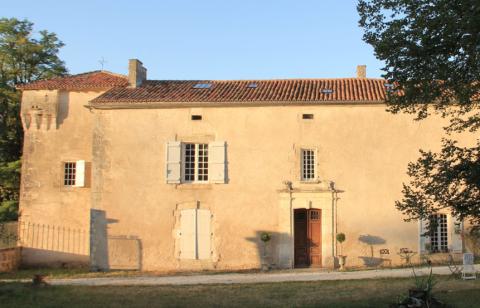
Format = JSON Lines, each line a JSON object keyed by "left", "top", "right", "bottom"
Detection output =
{"left": 128, "top": 59, "right": 147, "bottom": 88}
{"left": 356, "top": 65, "right": 367, "bottom": 78}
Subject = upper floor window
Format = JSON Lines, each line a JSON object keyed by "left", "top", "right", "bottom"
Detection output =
{"left": 165, "top": 141, "right": 226, "bottom": 184}
{"left": 63, "top": 160, "right": 86, "bottom": 187}
{"left": 301, "top": 149, "right": 316, "bottom": 181}
{"left": 184, "top": 143, "right": 209, "bottom": 182}
{"left": 64, "top": 162, "right": 76, "bottom": 186}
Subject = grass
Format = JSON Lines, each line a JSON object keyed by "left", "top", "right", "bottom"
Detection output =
{"left": 0, "top": 267, "right": 262, "bottom": 280}
{"left": 0, "top": 276, "right": 479, "bottom": 307}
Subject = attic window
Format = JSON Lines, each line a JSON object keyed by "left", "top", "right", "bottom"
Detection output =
{"left": 191, "top": 115, "right": 202, "bottom": 121}
{"left": 247, "top": 82, "right": 257, "bottom": 88}
{"left": 193, "top": 83, "right": 212, "bottom": 89}
{"left": 321, "top": 89, "right": 334, "bottom": 94}
{"left": 302, "top": 114, "right": 314, "bottom": 120}
{"left": 384, "top": 83, "right": 394, "bottom": 91}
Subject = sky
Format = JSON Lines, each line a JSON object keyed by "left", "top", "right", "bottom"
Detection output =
{"left": 3, "top": 0, "right": 385, "bottom": 80}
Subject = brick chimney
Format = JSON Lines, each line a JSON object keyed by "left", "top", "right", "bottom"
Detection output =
{"left": 356, "top": 65, "right": 367, "bottom": 78}
{"left": 128, "top": 59, "right": 147, "bottom": 88}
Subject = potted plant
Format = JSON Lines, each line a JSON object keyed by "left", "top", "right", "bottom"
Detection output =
{"left": 336, "top": 233, "right": 347, "bottom": 270}
{"left": 260, "top": 232, "right": 271, "bottom": 271}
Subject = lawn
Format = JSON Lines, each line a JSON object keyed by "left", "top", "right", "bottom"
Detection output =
{"left": 0, "top": 276, "right": 479, "bottom": 307}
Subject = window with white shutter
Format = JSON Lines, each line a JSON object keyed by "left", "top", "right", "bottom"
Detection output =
{"left": 448, "top": 215, "right": 463, "bottom": 253}
{"left": 208, "top": 141, "right": 226, "bottom": 184}
{"left": 179, "top": 209, "right": 196, "bottom": 259}
{"left": 179, "top": 208, "right": 212, "bottom": 260}
{"left": 74, "top": 160, "right": 85, "bottom": 187}
{"left": 166, "top": 141, "right": 182, "bottom": 183}
{"left": 166, "top": 141, "right": 226, "bottom": 184}
{"left": 419, "top": 213, "right": 462, "bottom": 254}
{"left": 63, "top": 160, "right": 86, "bottom": 187}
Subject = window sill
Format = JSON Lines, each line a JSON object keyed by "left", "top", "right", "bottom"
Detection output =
{"left": 175, "top": 184, "right": 213, "bottom": 190}
{"left": 299, "top": 180, "right": 321, "bottom": 184}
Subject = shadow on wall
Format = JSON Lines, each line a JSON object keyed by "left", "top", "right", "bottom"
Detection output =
{"left": 358, "top": 234, "right": 387, "bottom": 267}
{"left": 17, "top": 221, "right": 90, "bottom": 268}
{"left": 57, "top": 91, "right": 69, "bottom": 127}
{"left": 90, "top": 209, "right": 142, "bottom": 271}
{"left": 246, "top": 231, "right": 291, "bottom": 270}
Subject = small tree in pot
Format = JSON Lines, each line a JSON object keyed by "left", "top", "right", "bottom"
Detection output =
{"left": 260, "top": 232, "right": 272, "bottom": 271}
{"left": 336, "top": 233, "right": 347, "bottom": 270}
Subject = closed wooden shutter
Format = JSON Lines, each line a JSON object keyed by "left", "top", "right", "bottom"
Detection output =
{"left": 419, "top": 219, "right": 429, "bottom": 254}
{"left": 209, "top": 141, "right": 226, "bottom": 183}
{"left": 197, "top": 209, "right": 212, "bottom": 260}
{"left": 166, "top": 141, "right": 182, "bottom": 183}
{"left": 180, "top": 209, "right": 196, "bottom": 259}
{"left": 74, "top": 160, "right": 85, "bottom": 187}
{"left": 448, "top": 215, "right": 463, "bottom": 253}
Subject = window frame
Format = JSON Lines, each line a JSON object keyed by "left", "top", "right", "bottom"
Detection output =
{"left": 300, "top": 148, "right": 317, "bottom": 182}
{"left": 182, "top": 143, "right": 209, "bottom": 183}
{"left": 429, "top": 213, "right": 449, "bottom": 253}
{"left": 63, "top": 161, "right": 77, "bottom": 186}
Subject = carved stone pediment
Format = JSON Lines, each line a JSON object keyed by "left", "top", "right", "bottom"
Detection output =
{"left": 21, "top": 90, "right": 59, "bottom": 131}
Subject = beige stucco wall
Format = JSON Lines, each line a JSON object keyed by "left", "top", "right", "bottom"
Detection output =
{"left": 19, "top": 90, "right": 102, "bottom": 267}
{"left": 88, "top": 104, "right": 476, "bottom": 271}
{"left": 19, "top": 88, "right": 476, "bottom": 271}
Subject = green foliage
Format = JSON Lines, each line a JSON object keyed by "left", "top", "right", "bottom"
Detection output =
{"left": 395, "top": 139, "right": 480, "bottom": 225}
{"left": 0, "top": 160, "right": 20, "bottom": 221}
{"left": 260, "top": 232, "right": 271, "bottom": 242}
{"left": 336, "top": 233, "right": 346, "bottom": 244}
{"left": 0, "top": 18, "right": 66, "bottom": 222}
{"left": 358, "top": 1, "right": 480, "bottom": 227}
{"left": 358, "top": 0, "right": 480, "bottom": 130}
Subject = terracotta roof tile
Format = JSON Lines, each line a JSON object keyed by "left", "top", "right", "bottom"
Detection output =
{"left": 17, "top": 71, "right": 128, "bottom": 90}
{"left": 91, "top": 78, "right": 387, "bottom": 106}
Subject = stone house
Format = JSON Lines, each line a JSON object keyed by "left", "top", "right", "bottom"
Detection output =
{"left": 16, "top": 59, "right": 475, "bottom": 271}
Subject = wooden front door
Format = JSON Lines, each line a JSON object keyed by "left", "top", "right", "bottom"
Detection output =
{"left": 294, "top": 209, "right": 322, "bottom": 267}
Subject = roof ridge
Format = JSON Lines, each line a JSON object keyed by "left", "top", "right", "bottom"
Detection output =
{"left": 17, "top": 70, "right": 129, "bottom": 90}
{"left": 145, "top": 77, "right": 386, "bottom": 83}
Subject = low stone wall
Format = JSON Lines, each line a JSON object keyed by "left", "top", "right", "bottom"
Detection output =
{"left": 0, "top": 247, "right": 21, "bottom": 272}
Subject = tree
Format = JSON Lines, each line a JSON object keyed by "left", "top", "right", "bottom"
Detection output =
{"left": 357, "top": 1, "right": 480, "bottom": 226}
{"left": 0, "top": 18, "right": 66, "bottom": 222}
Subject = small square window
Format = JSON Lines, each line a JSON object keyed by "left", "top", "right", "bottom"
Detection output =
{"left": 302, "top": 114, "right": 314, "bottom": 120}
{"left": 64, "top": 162, "right": 76, "bottom": 186}
{"left": 191, "top": 115, "right": 202, "bottom": 121}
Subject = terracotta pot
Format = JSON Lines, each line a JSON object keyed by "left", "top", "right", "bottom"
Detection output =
{"left": 338, "top": 255, "right": 347, "bottom": 270}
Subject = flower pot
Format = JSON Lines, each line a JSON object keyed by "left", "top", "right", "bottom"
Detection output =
{"left": 338, "top": 255, "right": 347, "bottom": 270}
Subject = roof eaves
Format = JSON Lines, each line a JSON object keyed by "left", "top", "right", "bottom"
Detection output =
{"left": 87, "top": 99, "right": 386, "bottom": 110}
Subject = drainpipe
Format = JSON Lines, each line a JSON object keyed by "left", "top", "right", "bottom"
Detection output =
{"left": 284, "top": 181, "right": 294, "bottom": 269}
{"left": 330, "top": 182, "right": 338, "bottom": 260}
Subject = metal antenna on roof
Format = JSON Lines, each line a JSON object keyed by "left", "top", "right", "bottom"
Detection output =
{"left": 98, "top": 57, "right": 107, "bottom": 70}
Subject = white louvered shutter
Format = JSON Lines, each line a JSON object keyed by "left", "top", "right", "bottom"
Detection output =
{"left": 74, "top": 160, "right": 85, "bottom": 187}
{"left": 448, "top": 215, "right": 463, "bottom": 253}
{"left": 209, "top": 141, "right": 226, "bottom": 183}
{"left": 419, "top": 219, "right": 429, "bottom": 254}
{"left": 197, "top": 209, "right": 212, "bottom": 260}
{"left": 180, "top": 209, "right": 196, "bottom": 259}
{"left": 166, "top": 141, "right": 182, "bottom": 183}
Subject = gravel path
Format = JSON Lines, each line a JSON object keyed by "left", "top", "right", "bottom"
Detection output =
{"left": 41, "top": 265, "right": 478, "bottom": 286}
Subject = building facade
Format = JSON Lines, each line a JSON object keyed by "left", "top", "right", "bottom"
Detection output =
{"left": 17, "top": 60, "right": 475, "bottom": 271}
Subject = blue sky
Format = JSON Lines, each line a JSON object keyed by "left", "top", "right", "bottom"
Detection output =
{"left": 4, "top": 0, "right": 384, "bottom": 80}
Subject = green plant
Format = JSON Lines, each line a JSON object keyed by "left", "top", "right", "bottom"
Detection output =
{"left": 412, "top": 266, "right": 437, "bottom": 301}
{"left": 260, "top": 232, "right": 271, "bottom": 243}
